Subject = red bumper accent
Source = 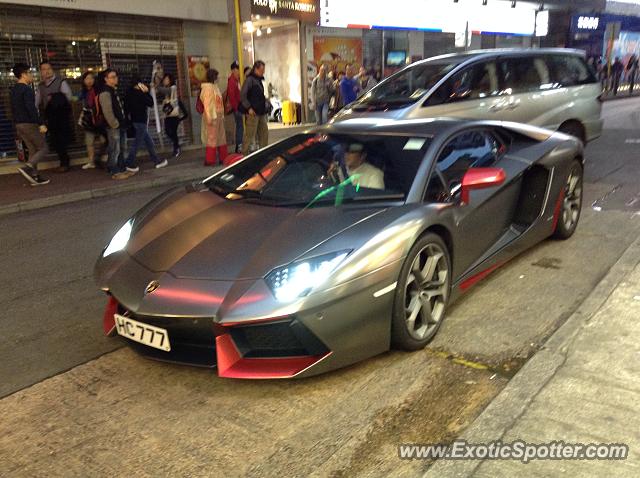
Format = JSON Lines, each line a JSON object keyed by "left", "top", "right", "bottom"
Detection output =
{"left": 215, "top": 334, "right": 329, "bottom": 379}
{"left": 103, "top": 296, "right": 118, "bottom": 336}
{"left": 459, "top": 262, "right": 503, "bottom": 292}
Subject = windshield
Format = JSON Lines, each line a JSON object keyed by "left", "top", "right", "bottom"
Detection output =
{"left": 355, "top": 60, "right": 461, "bottom": 106}
{"left": 205, "top": 133, "right": 432, "bottom": 208}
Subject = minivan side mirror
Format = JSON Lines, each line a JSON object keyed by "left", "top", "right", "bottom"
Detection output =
{"left": 460, "top": 167, "right": 506, "bottom": 204}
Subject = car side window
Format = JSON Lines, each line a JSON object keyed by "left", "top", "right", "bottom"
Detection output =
{"left": 424, "top": 172, "right": 449, "bottom": 203}
{"left": 545, "top": 54, "right": 597, "bottom": 87}
{"left": 498, "top": 56, "right": 550, "bottom": 94}
{"left": 424, "top": 61, "right": 498, "bottom": 106}
{"left": 436, "top": 131, "right": 501, "bottom": 195}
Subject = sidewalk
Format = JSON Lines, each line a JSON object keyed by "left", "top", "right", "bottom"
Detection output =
{"left": 426, "top": 236, "right": 640, "bottom": 477}
{"left": 0, "top": 124, "right": 311, "bottom": 217}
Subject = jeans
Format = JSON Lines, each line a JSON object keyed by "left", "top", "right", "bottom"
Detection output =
{"left": 165, "top": 116, "right": 180, "bottom": 152}
{"left": 106, "top": 128, "right": 127, "bottom": 174}
{"left": 127, "top": 122, "right": 160, "bottom": 166}
{"left": 16, "top": 123, "right": 47, "bottom": 170}
{"left": 241, "top": 114, "right": 268, "bottom": 155}
{"left": 315, "top": 102, "right": 329, "bottom": 125}
{"left": 233, "top": 110, "right": 244, "bottom": 151}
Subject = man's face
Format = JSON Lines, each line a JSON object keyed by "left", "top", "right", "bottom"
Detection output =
{"left": 359, "top": 66, "right": 367, "bottom": 77}
{"left": 346, "top": 65, "right": 353, "bottom": 78}
{"left": 40, "top": 63, "right": 54, "bottom": 81}
{"left": 319, "top": 65, "right": 326, "bottom": 76}
{"left": 22, "top": 71, "right": 34, "bottom": 84}
{"left": 255, "top": 64, "right": 265, "bottom": 77}
{"left": 105, "top": 71, "right": 118, "bottom": 87}
{"left": 345, "top": 150, "right": 365, "bottom": 170}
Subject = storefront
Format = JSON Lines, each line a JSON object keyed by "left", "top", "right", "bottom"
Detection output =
{"left": 0, "top": 0, "right": 231, "bottom": 162}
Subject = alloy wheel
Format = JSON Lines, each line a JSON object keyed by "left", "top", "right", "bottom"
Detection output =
{"left": 563, "top": 166, "right": 582, "bottom": 231}
{"left": 404, "top": 243, "right": 449, "bottom": 341}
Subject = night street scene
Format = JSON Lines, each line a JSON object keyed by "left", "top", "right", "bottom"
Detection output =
{"left": 1, "top": 0, "right": 640, "bottom": 477}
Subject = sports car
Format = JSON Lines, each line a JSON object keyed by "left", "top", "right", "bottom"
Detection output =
{"left": 94, "top": 118, "right": 584, "bottom": 379}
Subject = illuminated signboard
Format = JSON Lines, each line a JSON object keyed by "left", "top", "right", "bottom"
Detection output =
{"left": 321, "top": 0, "right": 544, "bottom": 36}
{"left": 577, "top": 16, "right": 600, "bottom": 29}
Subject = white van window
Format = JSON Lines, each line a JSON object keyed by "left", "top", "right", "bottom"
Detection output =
{"left": 545, "top": 55, "right": 597, "bottom": 87}
{"left": 498, "top": 56, "right": 550, "bottom": 94}
{"left": 425, "top": 61, "right": 498, "bottom": 106}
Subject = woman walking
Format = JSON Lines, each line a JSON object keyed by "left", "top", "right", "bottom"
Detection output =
{"left": 200, "top": 68, "right": 227, "bottom": 166}
{"left": 158, "top": 73, "right": 184, "bottom": 157}
{"left": 78, "top": 71, "right": 106, "bottom": 169}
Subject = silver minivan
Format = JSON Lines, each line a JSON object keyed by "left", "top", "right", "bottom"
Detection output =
{"left": 334, "top": 48, "right": 603, "bottom": 143}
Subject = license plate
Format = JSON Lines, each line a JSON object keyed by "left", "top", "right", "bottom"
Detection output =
{"left": 114, "top": 314, "right": 171, "bottom": 352}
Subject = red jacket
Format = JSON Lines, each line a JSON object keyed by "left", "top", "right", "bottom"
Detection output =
{"left": 227, "top": 74, "right": 241, "bottom": 111}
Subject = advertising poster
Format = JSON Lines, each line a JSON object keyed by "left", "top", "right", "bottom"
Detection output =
{"left": 188, "top": 55, "right": 210, "bottom": 94}
{"left": 313, "top": 36, "right": 362, "bottom": 73}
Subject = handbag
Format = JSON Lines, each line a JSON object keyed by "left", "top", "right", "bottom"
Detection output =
{"left": 223, "top": 89, "right": 233, "bottom": 115}
{"left": 162, "top": 102, "right": 174, "bottom": 115}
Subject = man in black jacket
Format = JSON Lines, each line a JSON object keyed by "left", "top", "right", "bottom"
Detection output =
{"left": 240, "top": 60, "right": 269, "bottom": 155}
{"left": 10, "top": 63, "right": 50, "bottom": 186}
{"left": 124, "top": 78, "right": 167, "bottom": 171}
{"left": 99, "top": 68, "right": 132, "bottom": 179}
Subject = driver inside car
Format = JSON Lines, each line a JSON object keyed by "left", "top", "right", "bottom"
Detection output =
{"left": 335, "top": 143, "right": 385, "bottom": 190}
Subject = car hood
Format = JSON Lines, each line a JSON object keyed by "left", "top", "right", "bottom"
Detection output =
{"left": 126, "top": 187, "right": 385, "bottom": 280}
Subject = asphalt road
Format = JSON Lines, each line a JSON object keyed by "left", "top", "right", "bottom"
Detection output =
{"left": 2, "top": 99, "right": 640, "bottom": 477}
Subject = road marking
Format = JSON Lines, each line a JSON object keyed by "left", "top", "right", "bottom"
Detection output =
{"left": 373, "top": 282, "right": 397, "bottom": 298}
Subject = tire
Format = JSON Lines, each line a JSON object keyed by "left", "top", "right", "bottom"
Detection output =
{"left": 558, "top": 121, "right": 586, "bottom": 144}
{"left": 391, "top": 233, "right": 451, "bottom": 351}
{"left": 553, "top": 160, "right": 583, "bottom": 240}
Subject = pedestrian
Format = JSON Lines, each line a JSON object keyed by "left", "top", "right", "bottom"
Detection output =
{"left": 98, "top": 68, "right": 132, "bottom": 180}
{"left": 612, "top": 57, "right": 624, "bottom": 95}
{"left": 329, "top": 70, "right": 345, "bottom": 117}
{"left": 36, "top": 61, "right": 73, "bottom": 172}
{"left": 357, "top": 66, "right": 378, "bottom": 95}
{"left": 227, "top": 61, "right": 243, "bottom": 152}
{"left": 240, "top": 60, "right": 269, "bottom": 155}
{"left": 124, "top": 76, "right": 168, "bottom": 171}
{"left": 78, "top": 71, "right": 107, "bottom": 169}
{"left": 10, "top": 63, "right": 50, "bottom": 186}
{"left": 340, "top": 64, "right": 361, "bottom": 106}
{"left": 200, "top": 68, "right": 228, "bottom": 166}
{"left": 243, "top": 66, "right": 251, "bottom": 81}
{"left": 311, "top": 64, "right": 333, "bottom": 125}
{"left": 158, "top": 73, "right": 185, "bottom": 158}
{"left": 627, "top": 54, "right": 639, "bottom": 95}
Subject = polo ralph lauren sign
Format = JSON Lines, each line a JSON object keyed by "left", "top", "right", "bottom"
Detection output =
{"left": 250, "top": 0, "right": 319, "bottom": 23}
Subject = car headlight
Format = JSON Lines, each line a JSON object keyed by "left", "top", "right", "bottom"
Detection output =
{"left": 265, "top": 250, "right": 351, "bottom": 302}
{"left": 103, "top": 220, "right": 133, "bottom": 257}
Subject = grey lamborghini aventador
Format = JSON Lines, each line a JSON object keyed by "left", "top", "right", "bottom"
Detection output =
{"left": 94, "top": 118, "right": 584, "bottom": 379}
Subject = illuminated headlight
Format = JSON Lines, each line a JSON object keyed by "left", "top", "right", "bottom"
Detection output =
{"left": 103, "top": 220, "right": 133, "bottom": 257}
{"left": 265, "top": 250, "right": 351, "bottom": 302}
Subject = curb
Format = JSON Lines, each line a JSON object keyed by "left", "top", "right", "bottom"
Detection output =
{"left": 425, "top": 234, "right": 640, "bottom": 477}
{"left": 0, "top": 168, "right": 213, "bottom": 218}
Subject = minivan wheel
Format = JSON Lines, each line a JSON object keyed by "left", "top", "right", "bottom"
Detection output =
{"left": 558, "top": 121, "right": 586, "bottom": 144}
{"left": 391, "top": 233, "right": 451, "bottom": 351}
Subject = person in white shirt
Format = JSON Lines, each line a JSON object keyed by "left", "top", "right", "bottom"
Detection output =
{"left": 344, "top": 143, "right": 384, "bottom": 190}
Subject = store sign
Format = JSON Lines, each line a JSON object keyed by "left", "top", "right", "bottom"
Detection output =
{"left": 577, "top": 16, "right": 600, "bottom": 30}
{"left": 251, "top": 0, "right": 320, "bottom": 23}
{"left": 321, "top": 0, "right": 542, "bottom": 36}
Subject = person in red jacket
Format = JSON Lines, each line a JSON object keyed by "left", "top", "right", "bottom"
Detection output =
{"left": 227, "top": 61, "right": 243, "bottom": 153}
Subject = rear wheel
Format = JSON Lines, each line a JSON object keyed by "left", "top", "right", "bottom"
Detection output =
{"left": 553, "top": 160, "right": 583, "bottom": 239}
{"left": 391, "top": 233, "right": 451, "bottom": 350}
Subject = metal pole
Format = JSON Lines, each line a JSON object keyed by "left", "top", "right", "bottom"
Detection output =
{"left": 234, "top": 0, "right": 245, "bottom": 83}
{"left": 381, "top": 29, "right": 386, "bottom": 79}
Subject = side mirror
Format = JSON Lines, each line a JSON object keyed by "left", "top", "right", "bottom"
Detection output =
{"left": 460, "top": 167, "right": 506, "bottom": 205}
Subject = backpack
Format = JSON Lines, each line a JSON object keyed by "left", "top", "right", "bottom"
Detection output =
{"left": 93, "top": 91, "right": 106, "bottom": 128}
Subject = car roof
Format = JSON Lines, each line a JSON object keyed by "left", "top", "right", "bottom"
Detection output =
{"left": 415, "top": 47, "right": 587, "bottom": 66}
{"left": 313, "top": 118, "right": 465, "bottom": 137}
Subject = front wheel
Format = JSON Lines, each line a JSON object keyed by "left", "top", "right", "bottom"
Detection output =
{"left": 391, "top": 233, "right": 451, "bottom": 350}
{"left": 553, "top": 160, "right": 583, "bottom": 240}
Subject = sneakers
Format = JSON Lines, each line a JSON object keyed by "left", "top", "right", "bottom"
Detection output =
{"left": 82, "top": 162, "right": 96, "bottom": 169}
{"left": 155, "top": 159, "right": 169, "bottom": 169}
{"left": 126, "top": 166, "right": 140, "bottom": 173}
{"left": 173, "top": 147, "right": 182, "bottom": 158}
{"left": 17, "top": 165, "right": 50, "bottom": 186}
{"left": 111, "top": 172, "right": 130, "bottom": 180}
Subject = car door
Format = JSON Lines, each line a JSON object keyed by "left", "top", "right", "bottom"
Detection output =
{"left": 434, "top": 129, "right": 515, "bottom": 274}
{"left": 491, "top": 55, "right": 556, "bottom": 127}
{"left": 419, "top": 60, "right": 501, "bottom": 120}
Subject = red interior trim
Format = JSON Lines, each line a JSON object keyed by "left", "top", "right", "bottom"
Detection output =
{"left": 459, "top": 262, "right": 503, "bottom": 292}
{"left": 103, "top": 296, "right": 118, "bottom": 336}
{"left": 215, "top": 334, "right": 328, "bottom": 379}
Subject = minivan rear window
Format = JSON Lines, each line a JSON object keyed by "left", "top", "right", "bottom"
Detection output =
{"left": 545, "top": 54, "right": 597, "bottom": 87}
